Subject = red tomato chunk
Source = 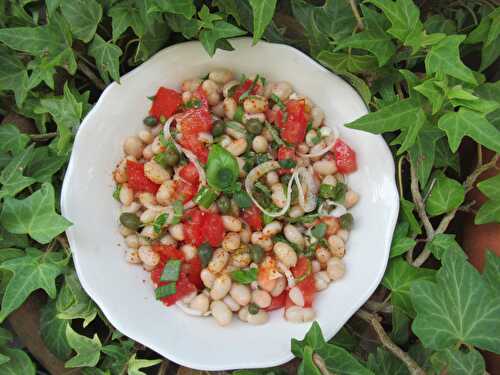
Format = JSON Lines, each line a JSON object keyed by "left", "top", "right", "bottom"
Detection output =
{"left": 126, "top": 160, "right": 160, "bottom": 193}
{"left": 149, "top": 87, "right": 182, "bottom": 119}
{"left": 334, "top": 139, "right": 357, "bottom": 174}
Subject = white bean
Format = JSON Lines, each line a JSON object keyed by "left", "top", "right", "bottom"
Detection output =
{"left": 252, "top": 290, "right": 272, "bottom": 308}
{"left": 252, "top": 135, "right": 268, "bottom": 153}
{"left": 138, "top": 246, "right": 160, "bottom": 268}
{"left": 289, "top": 286, "right": 305, "bottom": 307}
{"left": 140, "top": 208, "right": 158, "bottom": 224}
{"left": 327, "top": 257, "right": 345, "bottom": 281}
{"left": 285, "top": 306, "right": 303, "bottom": 323}
{"left": 230, "top": 284, "right": 251, "bottom": 306}
{"left": 316, "top": 247, "right": 331, "bottom": 264}
{"left": 210, "top": 274, "right": 232, "bottom": 300}
{"left": 198, "top": 132, "right": 214, "bottom": 144}
{"left": 312, "top": 260, "right": 321, "bottom": 273}
{"left": 345, "top": 190, "right": 359, "bottom": 208}
{"left": 151, "top": 136, "right": 165, "bottom": 155}
{"left": 319, "top": 126, "right": 332, "bottom": 138}
{"left": 284, "top": 224, "right": 305, "bottom": 248}
{"left": 271, "top": 184, "right": 287, "bottom": 208}
{"left": 289, "top": 205, "right": 305, "bottom": 218}
{"left": 168, "top": 223, "right": 184, "bottom": 241}
{"left": 225, "top": 138, "right": 247, "bottom": 156}
{"left": 208, "top": 248, "right": 230, "bottom": 273}
{"left": 182, "top": 91, "right": 192, "bottom": 104}
{"left": 201, "top": 269, "right": 216, "bottom": 288}
{"left": 209, "top": 69, "right": 234, "bottom": 84}
{"left": 223, "top": 97, "right": 237, "bottom": 119}
{"left": 313, "top": 160, "right": 337, "bottom": 175}
{"left": 273, "top": 242, "right": 297, "bottom": 267}
{"left": 160, "top": 234, "right": 176, "bottom": 246}
{"left": 114, "top": 159, "right": 128, "bottom": 183}
{"left": 266, "top": 171, "right": 279, "bottom": 186}
{"left": 142, "top": 145, "right": 154, "bottom": 160}
{"left": 125, "top": 249, "right": 141, "bottom": 264}
{"left": 240, "top": 224, "right": 251, "bottom": 244}
{"left": 247, "top": 309, "right": 269, "bottom": 325}
{"left": 207, "top": 92, "right": 221, "bottom": 106}
{"left": 181, "top": 244, "right": 197, "bottom": 260}
{"left": 222, "top": 216, "right": 242, "bottom": 232}
{"left": 263, "top": 221, "right": 282, "bottom": 237}
{"left": 182, "top": 291, "right": 197, "bottom": 304}
{"left": 314, "top": 271, "right": 330, "bottom": 291}
{"left": 328, "top": 235, "right": 345, "bottom": 258}
{"left": 125, "top": 234, "right": 139, "bottom": 249}
{"left": 156, "top": 180, "right": 175, "bottom": 206}
{"left": 270, "top": 277, "right": 287, "bottom": 297}
{"left": 251, "top": 232, "right": 273, "bottom": 251}
{"left": 119, "top": 184, "right": 133, "bottom": 206}
{"left": 311, "top": 107, "right": 324, "bottom": 128}
{"left": 212, "top": 101, "right": 225, "bottom": 117}
{"left": 201, "top": 79, "right": 219, "bottom": 95}
{"left": 210, "top": 301, "right": 232, "bottom": 326}
{"left": 243, "top": 96, "right": 267, "bottom": 114}
{"left": 121, "top": 202, "right": 141, "bottom": 214}
{"left": 238, "top": 306, "right": 250, "bottom": 322}
{"left": 243, "top": 113, "right": 266, "bottom": 123}
{"left": 138, "top": 192, "right": 156, "bottom": 207}
{"left": 262, "top": 127, "right": 273, "bottom": 142}
{"left": 231, "top": 251, "right": 251, "bottom": 267}
{"left": 222, "top": 232, "right": 241, "bottom": 252}
{"left": 138, "top": 130, "right": 153, "bottom": 144}
{"left": 190, "top": 294, "right": 210, "bottom": 313}
{"left": 322, "top": 175, "right": 337, "bottom": 186}
{"left": 297, "top": 143, "right": 309, "bottom": 154}
{"left": 223, "top": 295, "right": 240, "bottom": 312}
{"left": 181, "top": 79, "right": 201, "bottom": 92}
{"left": 123, "top": 136, "right": 144, "bottom": 158}
{"left": 141, "top": 225, "right": 159, "bottom": 240}
{"left": 337, "top": 229, "right": 350, "bottom": 242}
{"left": 119, "top": 224, "right": 134, "bottom": 237}
{"left": 267, "top": 81, "right": 293, "bottom": 100}
{"left": 306, "top": 130, "right": 319, "bottom": 147}
{"left": 144, "top": 160, "right": 170, "bottom": 184}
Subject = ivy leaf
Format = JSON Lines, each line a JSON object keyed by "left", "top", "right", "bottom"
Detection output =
{"left": 0, "top": 144, "right": 36, "bottom": 199}
{"left": 414, "top": 79, "right": 446, "bottom": 114}
{"left": 315, "top": 343, "right": 374, "bottom": 375}
{"left": 408, "top": 126, "right": 444, "bottom": 187}
{"left": 134, "top": 19, "right": 170, "bottom": 63}
{"left": 249, "top": 0, "right": 277, "bottom": 44}
{"left": 425, "top": 35, "right": 477, "bottom": 85}
{"left": 0, "top": 327, "right": 13, "bottom": 346}
{"left": 109, "top": 0, "right": 146, "bottom": 41}
{"left": 400, "top": 198, "right": 421, "bottom": 236}
{"left": 0, "top": 347, "right": 35, "bottom": 375}
{"left": 291, "top": 321, "right": 326, "bottom": 358}
{"left": 60, "top": 0, "right": 102, "bottom": 42}
{"left": 127, "top": 354, "right": 162, "bottom": 375}
{"left": 329, "top": 327, "right": 358, "bottom": 351}
{"left": 434, "top": 138, "right": 460, "bottom": 172}
{"left": 382, "top": 257, "right": 435, "bottom": 317}
{"left": 0, "top": 124, "right": 29, "bottom": 155}
{"left": 100, "top": 342, "right": 133, "bottom": 374}
{"left": 40, "top": 302, "right": 72, "bottom": 360}
{"left": 300, "top": 346, "right": 322, "bottom": 375}
{"left": 165, "top": 13, "right": 200, "bottom": 39}
{"left": 411, "top": 250, "right": 500, "bottom": 353}
{"left": 318, "top": 51, "right": 378, "bottom": 74}
{"left": 475, "top": 174, "right": 500, "bottom": 224}
{"left": 367, "top": 0, "right": 423, "bottom": 52}
{"left": 390, "top": 222, "right": 415, "bottom": 258}
{"left": 425, "top": 173, "right": 465, "bottom": 217}
{"left": 0, "top": 46, "right": 30, "bottom": 106}
{"left": 367, "top": 348, "right": 408, "bottom": 375}
{"left": 0, "top": 183, "right": 72, "bottom": 244}
{"left": 148, "top": 0, "right": 196, "bottom": 19}
{"left": 483, "top": 251, "right": 500, "bottom": 297}
{"left": 424, "top": 14, "right": 456, "bottom": 35}
{"left": 35, "top": 83, "right": 82, "bottom": 131}
{"left": 213, "top": 0, "right": 241, "bottom": 25}
{"left": 199, "top": 21, "right": 247, "bottom": 57}
{"left": 0, "top": 248, "right": 67, "bottom": 322}
{"left": 25, "top": 146, "right": 67, "bottom": 183}
{"left": 391, "top": 306, "right": 410, "bottom": 345}
{"left": 65, "top": 325, "right": 102, "bottom": 368}
{"left": 427, "top": 234, "right": 466, "bottom": 261}
{"left": 431, "top": 348, "right": 485, "bottom": 375}
{"left": 89, "top": 35, "right": 123, "bottom": 83}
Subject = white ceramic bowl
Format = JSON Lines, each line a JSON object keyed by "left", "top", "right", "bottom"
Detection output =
{"left": 61, "top": 38, "right": 398, "bottom": 371}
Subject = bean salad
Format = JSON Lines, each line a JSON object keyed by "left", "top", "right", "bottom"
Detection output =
{"left": 113, "top": 69, "right": 359, "bottom": 326}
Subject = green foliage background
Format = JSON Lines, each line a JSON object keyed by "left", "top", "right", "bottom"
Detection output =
{"left": 0, "top": 0, "right": 499, "bottom": 374}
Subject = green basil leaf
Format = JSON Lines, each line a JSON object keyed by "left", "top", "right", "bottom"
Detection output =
{"left": 233, "top": 190, "right": 253, "bottom": 209}
{"left": 311, "top": 223, "right": 327, "bottom": 239}
{"left": 206, "top": 144, "right": 240, "bottom": 192}
{"left": 230, "top": 268, "right": 258, "bottom": 284}
{"left": 153, "top": 212, "right": 168, "bottom": 234}
{"left": 171, "top": 200, "right": 184, "bottom": 225}
{"left": 160, "top": 260, "right": 181, "bottom": 282}
{"left": 155, "top": 283, "right": 176, "bottom": 299}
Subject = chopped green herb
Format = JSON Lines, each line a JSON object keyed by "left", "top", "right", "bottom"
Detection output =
{"left": 159, "top": 115, "right": 166, "bottom": 124}
{"left": 264, "top": 122, "right": 285, "bottom": 146}
{"left": 155, "top": 283, "right": 176, "bottom": 299}
{"left": 160, "top": 259, "right": 181, "bottom": 282}
{"left": 198, "top": 243, "right": 213, "bottom": 268}
{"left": 171, "top": 200, "right": 184, "bottom": 225}
{"left": 319, "top": 183, "right": 347, "bottom": 202}
{"left": 184, "top": 98, "right": 202, "bottom": 109}
{"left": 153, "top": 153, "right": 168, "bottom": 168}
{"left": 113, "top": 185, "right": 121, "bottom": 201}
{"left": 238, "top": 74, "right": 260, "bottom": 102}
{"left": 270, "top": 93, "right": 286, "bottom": 110}
{"left": 230, "top": 268, "right": 258, "bottom": 284}
{"left": 234, "top": 106, "right": 245, "bottom": 123}
{"left": 287, "top": 213, "right": 319, "bottom": 224}
{"left": 193, "top": 186, "right": 219, "bottom": 208}
{"left": 153, "top": 213, "right": 168, "bottom": 234}
{"left": 306, "top": 120, "right": 313, "bottom": 133}
{"left": 248, "top": 302, "right": 259, "bottom": 315}
{"left": 227, "top": 84, "right": 238, "bottom": 97}
{"left": 212, "top": 120, "right": 225, "bottom": 137}
{"left": 311, "top": 223, "right": 327, "bottom": 239}
{"left": 225, "top": 120, "right": 247, "bottom": 136}
{"left": 216, "top": 195, "right": 231, "bottom": 214}
{"left": 255, "top": 153, "right": 271, "bottom": 164}
{"left": 249, "top": 244, "right": 265, "bottom": 264}
{"left": 263, "top": 212, "right": 274, "bottom": 225}
{"left": 340, "top": 213, "right": 354, "bottom": 230}
{"left": 255, "top": 181, "right": 271, "bottom": 196}
{"left": 233, "top": 190, "right": 252, "bottom": 209}
{"left": 147, "top": 95, "right": 155, "bottom": 101}
{"left": 279, "top": 159, "right": 297, "bottom": 169}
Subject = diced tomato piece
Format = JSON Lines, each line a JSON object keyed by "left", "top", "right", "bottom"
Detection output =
{"left": 150, "top": 87, "right": 182, "bottom": 119}
{"left": 241, "top": 204, "right": 263, "bottom": 231}
{"left": 152, "top": 244, "right": 184, "bottom": 263}
{"left": 265, "top": 292, "right": 286, "bottom": 311}
{"left": 182, "top": 256, "right": 203, "bottom": 290}
{"left": 179, "top": 135, "right": 209, "bottom": 164}
{"left": 158, "top": 272, "right": 197, "bottom": 306}
{"left": 292, "top": 257, "right": 315, "bottom": 307}
{"left": 334, "top": 139, "right": 357, "bottom": 174}
{"left": 192, "top": 86, "right": 209, "bottom": 109}
{"left": 277, "top": 146, "right": 296, "bottom": 161}
{"left": 233, "top": 80, "right": 251, "bottom": 102}
{"left": 179, "top": 108, "right": 212, "bottom": 134}
{"left": 291, "top": 257, "right": 310, "bottom": 279}
{"left": 202, "top": 213, "right": 225, "bottom": 247}
{"left": 281, "top": 100, "right": 308, "bottom": 144}
{"left": 183, "top": 208, "right": 205, "bottom": 246}
{"left": 150, "top": 263, "right": 164, "bottom": 285}
{"left": 126, "top": 160, "right": 160, "bottom": 193}
{"left": 174, "top": 181, "right": 198, "bottom": 204}
{"left": 179, "top": 162, "right": 200, "bottom": 185}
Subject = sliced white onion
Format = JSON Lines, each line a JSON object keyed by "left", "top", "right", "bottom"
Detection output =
{"left": 175, "top": 301, "right": 211, "bottom": 317}
{"left": 294, "top": 167, "right": 318, "bottom": 213}
{"left": 318, "top": 200, "right": 348, "bottom": 217}
{"left": 277, "top": 261, "right": 295, "bottom": 288}
{"left": 245, "top": 161, "right": 298, "bottom": 218}
{"left": 297, "top": 130, "right": 339, "bottom": 158}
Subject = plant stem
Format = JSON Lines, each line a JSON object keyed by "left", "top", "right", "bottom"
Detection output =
{"left": 313, "top": 353, "right": 336, "bottom": 375}
{"left": 349, "top": 0, "right": 364, "bottom": 31}
{"left": 30, "top": 132, "right": 57, "bottom": 141}
{"left": 77, "top": 60, "right": 106, "bottom": 90}
{"left": 409, "top": 159, "right": 435, "bottom": 239}
{"left": 356, "top": 309, "right": 426, "bottom": 375}
{"left": 156, "top": 359, "right": 169, "bottom": 375}
{"left": 397, "top": 155, "right": 405, "bottom": 198}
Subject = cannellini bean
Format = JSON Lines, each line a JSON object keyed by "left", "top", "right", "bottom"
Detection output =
{"left": 125, "top": 234, "right": 139, "bottom": 249}
{"left": 327, "top": 257, "right": 345, "bottom": 281}
{"left": 123, "top": 136, "right": 144, "bottom": 158}
{"left": 198, "top": 132, "right": 213, "bottom": 144}
{"left": 201, "top": 269, "right": 216, "bottom": 288}
{"left": 247, "top": 309, "right": 269, "bottom": 325}
{"left": 238, "top": 306, "right": 250, "bottom": 322}
{"left": 201, "top": 79, "right": 219, "bottom": 95}
{"left": 231, "top": 251, "right": 251, "bottom": 268}
{"left": 138, "top": 192, "right": 156, "bottom": 207}
{"left": 140, "top": 208, "right": 158, "bottom": 224}
{"left": 211, "top": 301, "right": 232, "bottom": 326}
{"left": 323, "top": 217, "right": 340, "bottom": 236}
{"left": 315, "top": 247, "right": 331, "bottom": 264}
{"left": 263, "top": 221, "right": 282, "bottom": 237}
{"left": 141, "top": 225, "right": 159, "bottom": 240}
{"left": 337, "top": 229, "right": 349, "bottom": 242}
{"left": 181, "top": 244, "right": 197, "bottom": 260}
{"left": 207, "top": 92, "right": 221, "bottom": 106}
{"left": 303, "top": 308, "right": 316, "bottom": 322}
{"left": 328, "top": 235, "right": 345, "bottom": 258}
{"left": 285, "top": 306, "right": 316, "bottom": 323}
{"left": 156, "top": 180, "right": 175, "bottom": 206}
{"left": 322, "top": 175, "right": 337, "bottom": 186}
{"left": 169, "top": 223, "right": 184, "bottom": 241}
{"left": 252, "top": 135, "right": 268, "bottom": 153}
{"left": 138, "top": 236, "right": 150, "bottom": 246}
{"left": 289, "top": 205, "right": 305, "bottom": 218}
{"left": 297, "top": 143, "right": 309, "bottom": 154}
{"left": 271, "top": 184, "right": 287, "bottom": 208}
{"left": 262, "top": 127, "right": 273, "bottom": 142}
{"left": 138, "top": 130, "right": 154, "bottom": 144}
{"left": 114, "top": 159, "right": 128, "bottom": 183}
{"left": 313, "top": 160, "right": 337, "bottom": 175}
{"left": 119, "top": 184, "right": 133, "bottom": 206}
{"left": 251, "top": 232, "right": 273, "bottom": 251}
{"left": 190, "top": 294, "right": 210, "bottom": 313}
{"left": 266, "top": 171, "right": 279, "bottom": 186}
{"left": 257, "top": 275, "right": 276, "bottom": 292}
{"left": 225, "top": 125, "right": 245, "bottom": 139}
{"left": 223, "top": 97, "right": 237, "bottom": 119}
{"left": 240, "top": 224, "right": 251, "bottom": 244}
{"left": 311, "top": 107, "right": 324, "bottom": 128}
{"left": 289, "top": 286, "right": 305, "bottom": 307}
{"left": 208, "top": 248, "right": 230, "bottom": 273}
{"left": 125, "top": 249, "right": 141, "bottom": 264}
{"left": 243, "top": 113, "right": 266, "bottom": 124}
{"left": 223, "top": 295, "right": 240, "bottom": 312}
{"left": 210, "top": 274, "right": 232, "bottom": 300}
{"left": 266, "top": 81, "right": 293, "bottom": 100}
{"left": 252, "top": 290, "right": 272, "bottom": 308}
{"left": 151, "top": 136, "right": 165, "bottom": 155}
{"left": 209, "top": 69, "right": 234, "bottom": 84}
{"left": 319, "top": 126, "right": 332, "bottom": 138}
{"left": 181, "top": 79, "right": 201, "bottom": 92}
{"left": 314, "top": 271, "right": 330, "bottom": 291}
{"left": 138, "top": 246, "right": 160, "bottom": 268}
{"left": 121, "top": 202, "right": 141, "bottom": 214}
{"left": 284, "top": 224, "right": 305, "bottom": 248}
{"left": 222, "top": 216, "right": 242, "bottom": 232}
{"left": 225, "top": 138, "right": 247, "bottom": 156}
{"left": 230, "top": 284, "right": 251, "bottom": 306}
{"left": 222, "top": 80, "right": 239, "bottom": 97}
{"left": 212, "top": 102, "right": 225, "bottom": 118}
{"left": 182, "top": 291, "right": 197, "bottom": 304}
{"left": 160, "top": 234, "right": 176, "bottom": 245}
{"left": 312, "top": 260, "right": 321, "bottom": 273}
{"left": 345, "top": 190, "right": 359, "bottom": 208}
{"left": 306, "top": 130, "right": 319, "bottom": 147}
{"left": 222, "top": 232, "right": 241, "bottom": 251}
{"left": 182, "top": 91, "right": 192, "bottom": 104}
{"left": 142, "top": 145, "right": 154, "bottom": 160}
{"left": 270, "top": 277, "right": 287, "bottom": 297}
{"left": 273, "top": 242, "right": 297, "bottom": 267}
{"left": 243, "top": 96, "right": 268, "bottom": 114}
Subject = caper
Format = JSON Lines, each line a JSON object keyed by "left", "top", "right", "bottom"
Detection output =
{"left": 339, "top": 213, "right": 354, "bottom": 230}
{"left": 143, "top": 115, "right": 158, "bottom": 127}
{"left": 212, "top": 120, "right": 226, "bottom": 137}
{"left": 198, "top": 243, "right": 213, "bottom": 267}
{"left": 249, "top": 244, "right": 264, "bottom": 264}
{"left": 217, "top": 195, "right": 231, "bottom": 215}
{"left": 119, "top": 213, "right": 141, "bottom": 231}
{"left": 248, "top": 302, "right": 260, "bottom": 315}
{"left": 246, "top": 118, "right": 263, "bottom": 135}
{"left": 164, "top": 150, "right": 180, "bottom": 167}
